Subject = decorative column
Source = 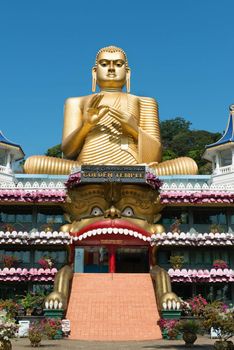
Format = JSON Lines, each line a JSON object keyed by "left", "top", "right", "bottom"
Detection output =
{"left": 109, "top": 245, "right": 116, "bottom": 273}
{"left": 231, "top": 147, "right": 234, "bottom": 171}
{"left": 6, "top": 151, "right": 11, "bottom": 171}
{"left": 215, "top": 153, "right": 220, "bottom": 174}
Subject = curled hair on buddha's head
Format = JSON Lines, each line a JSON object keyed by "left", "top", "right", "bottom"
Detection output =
{"left": 95, "top": 45, "right": 129, "bottom": 68}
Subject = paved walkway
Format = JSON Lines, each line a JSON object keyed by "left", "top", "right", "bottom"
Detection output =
{"left": 11, "top": 336, "right": 216, "bottom": 349}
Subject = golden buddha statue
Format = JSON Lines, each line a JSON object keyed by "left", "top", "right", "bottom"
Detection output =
{"left": 24, "top": 46, "right": 197, "bottom": 175}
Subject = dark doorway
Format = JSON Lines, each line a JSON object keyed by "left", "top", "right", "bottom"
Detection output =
{"left": 116, "top": 247, "right": 149, "bottom": 273}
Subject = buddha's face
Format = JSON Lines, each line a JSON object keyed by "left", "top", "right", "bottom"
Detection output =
{"left": 94, "top": 51, "right": 129, "bottom": 90}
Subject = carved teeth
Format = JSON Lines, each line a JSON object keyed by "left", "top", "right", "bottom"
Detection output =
{"left": 77, "top": 227, "right": 149, "bottom": 242}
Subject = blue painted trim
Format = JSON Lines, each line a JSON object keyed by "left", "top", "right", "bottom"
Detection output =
{"left": 206, "top": 113, "right": 234, "bottom": 148}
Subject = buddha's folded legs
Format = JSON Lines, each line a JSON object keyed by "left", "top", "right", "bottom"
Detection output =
{"left": 152, "top": 156, "right": 198, "bottom": 175}
{"left": 24, "top": 155, "right": 198, "bottom": 176}
{"left": 24, "top": 155, "right": 78, "bottom": 175}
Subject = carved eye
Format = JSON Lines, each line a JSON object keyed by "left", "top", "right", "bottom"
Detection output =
{"left": 122, "top": 207, "right": 134, "bottom": 217}
{"left": 116, "top": 61, "right": 123, "bottom": 67}
{"left": 100, "top": 60, "right": 108, "bottom": 67}
{"left": 90, "top": 207, "right": 103, "bottom": 216}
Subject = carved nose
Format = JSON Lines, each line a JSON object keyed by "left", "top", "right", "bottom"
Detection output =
{"left": 108, "top": 61, "right": 115, "bottom": 72}
{"left": 104, "top": 206, "right": 120, "bottom": 219}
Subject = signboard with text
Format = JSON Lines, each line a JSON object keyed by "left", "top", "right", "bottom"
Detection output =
{"left": 80, "top": 165, "right": 146, "bottom": 183}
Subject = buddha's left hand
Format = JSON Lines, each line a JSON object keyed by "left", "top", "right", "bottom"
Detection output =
{"left": 109, "top": 107, "right": 138, "bottom": 138}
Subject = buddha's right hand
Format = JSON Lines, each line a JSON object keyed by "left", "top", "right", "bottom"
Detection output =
{"left": 85, "top": 94, "right": 109, "bottom": 125}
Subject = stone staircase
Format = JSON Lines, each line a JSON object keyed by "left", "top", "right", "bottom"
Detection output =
{"left": 66, "top": 273, "right": 162, "bottom": 341}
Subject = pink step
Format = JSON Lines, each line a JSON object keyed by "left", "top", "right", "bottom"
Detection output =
{"left": 66, "top": 273, "right": 162, "bottom": 341}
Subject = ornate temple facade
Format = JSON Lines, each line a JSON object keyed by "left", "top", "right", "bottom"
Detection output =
{"left": 0, "top": 109, "right": 234, "bottom": 305}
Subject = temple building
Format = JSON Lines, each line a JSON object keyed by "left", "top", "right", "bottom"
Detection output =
{"left": 0, "top": 107, "right": 233, "bottom": 307}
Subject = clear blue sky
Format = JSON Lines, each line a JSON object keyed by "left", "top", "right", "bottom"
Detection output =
{"left": 0, "top": 0, "right": 234, "bottom": 157}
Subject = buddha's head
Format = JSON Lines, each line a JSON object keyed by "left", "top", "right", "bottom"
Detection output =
{"left": 92, "top": 46, "right": 131, "bottom": 92}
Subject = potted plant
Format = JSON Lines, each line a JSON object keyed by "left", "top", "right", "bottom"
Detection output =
{"left": 41, "top": 318, "right": 62, "bottom": 339}
{"left": 31, "top": 291, "right": 47, "bottom": 316}
{"left": 169, "top": 255, "right": 184, "bottom": 269}
{"left": 1, "top": 255, "right": 19, "bottom": 268}
{"left": 37, "top": 256, "right": 54, "bottom": 269}
{"left": 176, "top": 319, "right": 200, "bottom": 347}
{"left": 28, "top": 321, "right": 44, "bottom": 347}
{"left": 213, "top": 260, "right": 229, "bottom": 269}
{"left": 20, "top": 293, "right": 38, "bottom": 316}
{"left": 0, "top": 311, "right": 18, "bottom": 350}
{"left": 158, "top": 318, "right": 180, "bottom": 339}
{"left": 202, "top": 302, "right": 234, "bottom": 350}
{"left": 1, "top": 224, "right": 15, "bottom": 233}
{"left": 170, "top": 217, "right": 181, "bottom": 233}
{"left": 210, "top": 224, "right": 223, "bottom": 233}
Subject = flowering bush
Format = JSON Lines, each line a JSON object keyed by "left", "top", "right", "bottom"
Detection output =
{"left": 213, "top": 260, "right": 229, "bottom": 269}
{"left": 1, "top": 255, "right": 19, "bottom": 268}
{"left": 188, "top": 294, "right": 208, "bottom": 317}
{"left": 37, "top": 256, "right": 54, "bottom": 269}
{"left": 42, "top": 318, "right": 62, "bottom": 339}
{"left": 0, "top": 299, "right": 19, "bottom": 318}
{"left": 0, "top": 311, "right": 18, "bottom": 341}
{"left": 158, "top": 319, "right": 179, "bottom": 339}
{"left": 180, "top": 300, "right": 192, "bottom": 316}
{"left": 202, "top": 301, "right": 234, "bottom": 342}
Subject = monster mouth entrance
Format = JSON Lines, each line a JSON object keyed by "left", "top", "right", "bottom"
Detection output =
{"left": 72, "top": 221, "right": 151, "bottom": 273}
{"left": 71, "top": 219, "right": 152, "bottom": 273}
{"left": 75, "top": 245, "right": 150, "bottom": 273}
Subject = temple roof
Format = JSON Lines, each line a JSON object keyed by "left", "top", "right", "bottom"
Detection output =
{"left": 205, "top": 108, "right": 234, "bottom": 149}
{"left": 0, "top": 130, "right": 24, "bottom": 160}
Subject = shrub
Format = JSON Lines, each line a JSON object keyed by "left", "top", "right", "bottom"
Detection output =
{"left": 188, "top": 294, "right": 208, "bottom": 317}
{"left": 202, "top": 302, "right": 234, "bottom": 342}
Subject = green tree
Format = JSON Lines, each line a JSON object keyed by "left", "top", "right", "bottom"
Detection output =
{"left": 45, "top": 144, "right": 62, "bottom": 158}
{"left": 160, "top": 117, "right": 222, "bottom": 174}
{"left": 160, "top": 117, "right": 191, "bottom": 149}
